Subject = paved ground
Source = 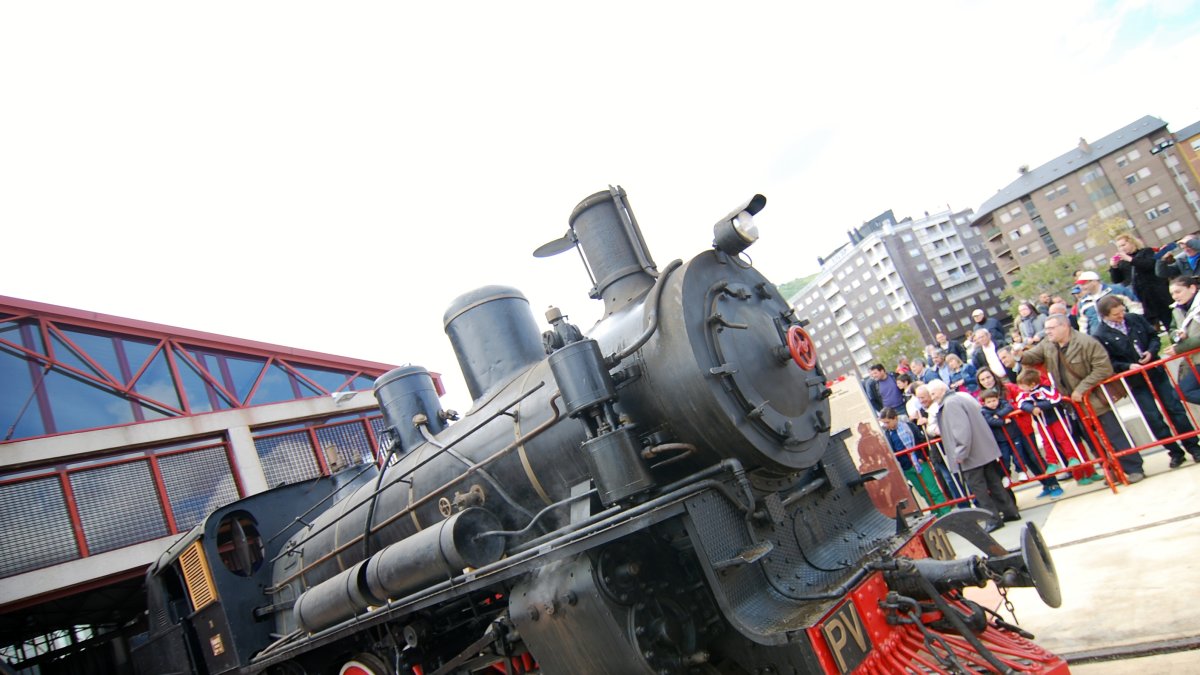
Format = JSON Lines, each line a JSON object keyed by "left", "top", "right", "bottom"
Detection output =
{"left": 957, "top": 449, "right": 1200, "bottom": 673}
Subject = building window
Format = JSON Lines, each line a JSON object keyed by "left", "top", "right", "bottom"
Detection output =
{"left": 1146, "top": 207, "right": 1160, "bottom": 221}
{"left": 931, "top": 292, "right": 944, "bottom": 300}
{"left": 1019, "top": 224, "right": 1032, "bottom": 236}
{"left": 1064, "top": 223, "right": 1077, "bottom": 236}
{"left": 924, "top": 278, "right": 936, "bottom": 287}
{"left": 939, "top": 307, "right": 951, "bottom": 317}
{"left": 1126, "top": 172, "right": 1140, "bottom": 185}
{"left": 952, "top": 302, "right": 964, "bottom": 312}
{"left": 1158, "top": 203, "right": 1172, "bottom": 217}
{"left": 1017, "top": 245, "right": 1030, "bottom": 256}
{"left": 915, "top": 263, "right": 928, "bottom": 271}
{"left": 1053, "top": 202, "right": 1078, "bottom": 219}
{"left": 901, "top": 233, "right": 913, "bottom": 242}
{"left": 1074, "top": 241, "right": 1088, "bottom": 253}
{"left": 984, "top": 273, "right": 996, "bottom": 282}
{"left": 999, "top": 211, "right": 1013, "bottom": 224}
{"left": 1009, "top": 229, "right": 1021, "bottom": 240}
{"left": 1138, "top": 167, "right": 1152, "bottom": 179}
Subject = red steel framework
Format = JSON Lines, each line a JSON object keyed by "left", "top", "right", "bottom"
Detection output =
{"left": 0, "top": 295, "right": 443, "bottom": 443}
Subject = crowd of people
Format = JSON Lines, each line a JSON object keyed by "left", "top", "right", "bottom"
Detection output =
{"left": 867, "top": 234, "right": 1200, "bottom": 532}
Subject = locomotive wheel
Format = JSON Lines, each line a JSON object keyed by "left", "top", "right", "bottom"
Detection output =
{"left": 338, "top": 652, "right": 394, "bottom": 675}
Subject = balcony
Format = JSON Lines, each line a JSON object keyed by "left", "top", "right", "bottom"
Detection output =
{"left": 986, "top": 227, "right": 1002, "bottom": 241}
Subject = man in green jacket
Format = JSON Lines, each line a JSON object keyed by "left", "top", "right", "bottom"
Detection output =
{"left": 1018, "top": 314, "right": 1145, "bottom": 482}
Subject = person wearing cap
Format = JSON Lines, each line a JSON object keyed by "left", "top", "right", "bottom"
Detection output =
{"left": 1154, "top": 236, "right": 1200, "bottom": 279}
{"left": 1075, "top": 270, "right": 1137, "bottom": 336}
{"left": 1109, "top": 233, "right": 1174, "bottom": 332}
{"left": 970, "top": 309, "right": 1007, "bottom": 347}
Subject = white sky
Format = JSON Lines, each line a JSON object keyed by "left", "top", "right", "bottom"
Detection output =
{"left": 3, "top": 1, "right": 1198, "bottom": 413}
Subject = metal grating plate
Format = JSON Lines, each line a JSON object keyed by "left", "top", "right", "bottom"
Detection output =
{"left": 315, "top": 421, "right": 374, "bottom": 469}
{"left": 0, "top": 477, "right": 79, "bottom": 577}
{"left": 255, "top": 431, "right": 321, "bottom": 488}
{"left": 158, "top": 447, "right": 240, "bottom": 531}
{"left": 71, "top": 461, "right": 168, "bottom": 554}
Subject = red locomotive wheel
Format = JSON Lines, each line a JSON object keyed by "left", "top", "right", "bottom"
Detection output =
{"left": 786, "top": 325, "right": 816, "bottom": 370}
{"left": 338, "top": 652, "right": 394, "bottom": 675}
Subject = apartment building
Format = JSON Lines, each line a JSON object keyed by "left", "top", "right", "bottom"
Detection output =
{"left": 972, "top": 116, "right": 1200, "bottom": 279}
{"left": 789, "top": 208, "right": 1006, "bottom": 379}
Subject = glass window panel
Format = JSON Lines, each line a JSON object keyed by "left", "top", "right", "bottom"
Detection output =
{"left": 282, "top": 364, "right": 323, "bottom": 397}
{"left": 222, "top": 355, "right": 267, "bottom": 403}
{"left": 293, "top": 365, "right": 355, "bottom": 394}
{"left": 132, "top": 349, "right": 182, "bottom": 412}
{"left": 49, "top": 333, "right": 110, "bottom": 382}
{"left": 43, "top": 369, "right": 135, "bottom": 434}
{"left": 157, "top": 447, "right": 239, "bottom": 531}
{"left": 0, "top": 345, "right": 47, "bottom": 440}
{"left": 118, "top": 337, "right": 159, "bottom": 382}
{"left": 58, "top": 327, "right": 123, "bottom": 382}
{"left": 71, "top": 461, "right": 168, "bottom": 554}
{"left": 0, "top": 477, "right": 78, "bottom": 577}
{"left": 174, "top": 349, "right": 234, "bottom": 413}
{"left": 250, "top": 363, "right": 298, "bottom": 406}
{"left": 351, "top": 375, "right": 376, "bottom": 391}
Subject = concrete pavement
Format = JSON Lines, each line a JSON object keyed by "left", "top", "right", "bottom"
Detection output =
{"left": 958, "top": 449, "right": 1200, "bottom": 673}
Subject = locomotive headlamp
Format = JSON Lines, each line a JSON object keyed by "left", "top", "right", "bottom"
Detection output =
{"left": 713, "top": 194, "right": 766, "bottom": 256}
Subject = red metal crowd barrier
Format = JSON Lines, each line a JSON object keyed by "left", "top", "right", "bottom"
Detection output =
{"left": 894, "top": 347, "right": 1200, "bottom": 515}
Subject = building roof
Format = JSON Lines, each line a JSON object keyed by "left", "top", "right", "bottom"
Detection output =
{"left": 1174, "top": 119, "right": 1200, "bottom": 141}
{"left": 971, "top": 115, "right": 1168, "bottom": 225}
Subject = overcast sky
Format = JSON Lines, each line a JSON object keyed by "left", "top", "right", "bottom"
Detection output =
{"left": 3, "top": 1, "right": 1198, "bottom": 412}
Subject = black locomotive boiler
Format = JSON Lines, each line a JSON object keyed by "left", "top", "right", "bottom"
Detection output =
{"left": 133, "top": 187, "right": 1068, "bottom": 675}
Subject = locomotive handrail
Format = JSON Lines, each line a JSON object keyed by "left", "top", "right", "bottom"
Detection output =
{"left": 263, "top": 460, "right": 383, "bottom": 547}
{"left": 606, "top": 258, "right": 682, "bottom": 366}
{"left": 267, "top": 386, "right": 564, "bottom": 590}
{"left": 266, "top": 381, "right": 550, "bottom": 569}
{"left": 476, "top": 488, "right": 599, "bottom": 540}
{"left": 416, "top": 418, "right": 536, "bottom": 522}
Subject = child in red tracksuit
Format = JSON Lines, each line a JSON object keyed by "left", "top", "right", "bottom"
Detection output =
{"left": 1014, "top": 369, "right": 1099, "bottom": 483}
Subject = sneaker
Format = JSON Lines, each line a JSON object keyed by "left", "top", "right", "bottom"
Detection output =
{"left": 1016, "top": 471, "right": 1029, "bottom": 481}
{"left": 1045, "top": 463, "right": 1060, "bottom": 474}
{"left": 1169, "top": 456, "right": 1186, "bottom": 469}
{"left": 1047, "top": 485, "right": 1064, "bottom": 497}
{"left": 1127, "top": 472, "right": 1146, "bottom": 484}
{"left": 1077, "top": 475, "right": 1100, "bottom": 486}
{"left": 1192, "top": 454, "right": 1200, "bottom": 463}
{"left": 1066, "top": 458, "right": 1081, "bottom": 468}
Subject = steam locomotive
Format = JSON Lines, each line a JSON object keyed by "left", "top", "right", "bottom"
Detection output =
{"left": 132, "top": 187, "right": 1067, "bottom": 674}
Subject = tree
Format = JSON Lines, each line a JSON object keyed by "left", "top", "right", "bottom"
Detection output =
{"left": 999, "top": 253, "right": 1084, "bottom": 314}
{"left": 866, "top": 321, "right": 925, "bottom": 373}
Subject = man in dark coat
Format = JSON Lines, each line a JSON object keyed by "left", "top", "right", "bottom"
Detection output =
{"left": 935, "top": 331, "right": 968, "bottom": 363}
{"left": 928, "top": 379, "right": 1019, "bottom": 531}
{"left": 1092, "top": 295, "right": 1200, "bottom": 467}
